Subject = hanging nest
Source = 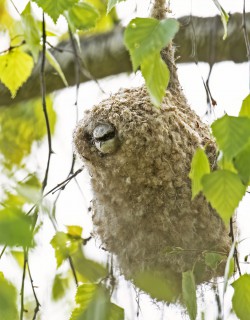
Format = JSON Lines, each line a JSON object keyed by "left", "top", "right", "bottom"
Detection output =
{"left": 73, "top": 85, "right": 230, "bottom": 301}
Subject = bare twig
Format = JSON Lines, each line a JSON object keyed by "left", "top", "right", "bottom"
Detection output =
{"left": 20, "top": 250, "right": 28, "bottom": 320}
{"left": 0, "top": 245, "right": 7, "bottom": 259}
{"left": 27, "top": 261, "right": 41, "bottom": 320}
{"left": 190, "top": 16, "right": 217, "bottom": 114}
{"left": 47, "top": 165, "right": 85, "bottom": 288}
{"left": 83, "top": 236, "right": 92, "bottom": 245}
{"left": 69, "top": 25, "right": 105, "bottom": 94}
{"left": 68, "top": 27, "right": 81, "bottom": 114}
{"left": 108, "top": 254, "right": 116, "bottom": 295}
{"left": 242, "top": 0, "right": 250, "bottom": 91}
{"left": 44, "top": 167, "right": 84, "bottom": 197}
{"left": 19, "top": 15, "right": 55, "bottom": 318}
{"left": 212, "top": 282, "right": 222, "bottom": 319}
{"left": 9, "top": 0, "right": 21, "bottom": 15}
{"left": 46, "top": 41, "right": 75, "bottom": 55}
{"left": 26, "top": 167, "right": 84, "bottom": 218}
{"left": 134, "top": 286, "right": 141, "bottom": 318}
{"left": 68, "top": 256, "right": 79, "bottom": 287}
{"left": 0, "top": 40, "right": 26, "bottom": 55}
{"left": 41, "top": 13, "right": 54, "bottom": 192}
{"left": 229, "top": 217, "right": 241, "bottom": 276}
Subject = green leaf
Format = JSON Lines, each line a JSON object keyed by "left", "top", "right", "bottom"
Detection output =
{"left": 124, "top": 17, "right": 179, "bottom": 71}
{"left": 134, "top": 270, "right": 181, "bottom": 302}
{"left": 109, "top": 303, "right": 124, "bottom": 320}
{"left": 0, "top": 96, "right": 56, "bottom": 168}
{"left": 70, "top": 283, "right": 97, "bottom": 320}
{"left": 16, "top": 184, "right": 41, "bottom": 204}
{"left": 4, "top": 192, "right": 26, "bottom": 209}
{"left": 82, "top": 0, "right": 117, "bottom": 33}
{"left": 32, "top": 0, "right": 78, "bottom": 23}
{"left": 50, "top": 231, "right": 80, "bottom": 268}
{"left": 0, "top": 207, "right": 33, "bottom": 247}
{"left": 67, "top": 2, "right": 100, "bottom": 30}
{"left": 22, "top": 174, "right": 42, "bottom": 189}
{"left": 141, "top": 52, "right": 169, "bottom": 106}
{"left": 0, "top": 274, "right": 18, "bottom": 320}
{"left": 11, "top": 250, "right": 24, "bottom": 268}
{"left": 70, "top": 284, "right": 124, "bottom": 320}
{"left": 21, "top": 2, "right": 41, "bottom": 62}
{"left": 189, "top": 148, "right": 210, "bottom": 199}
{"left": 234, "top": 142, "right": 250, "bottom": 184}
{"left": 239, "top": 94, "right": 250, "bottom": 118}
{"left": 204, "top": 252, "right": 226, "bottom": 270}
{"left": 0, "top": 50, "right": 34, "bottom": 98}
{"left": 66, "top": 225, "right": 83, "bottom": 238}
{"left": 217, "top": 156, "right": 237, "bottom": 172}
{"left": 232, "top": 274, "right": 250, "bottom": 320}
{"left": 72, "top": 250, "right": 108, "bottom": 282}
{"left": 52, "top": 273, "right": 70, "bottom": 301}
{"left": 46, "top": 50, "right": 68, "bottom": 86}
{"left": 107, "top": 0, "right": 125, "bottom": 13}
{"left": 182, "top": 270, "right": 197, "bottom": 320}
{"left": 211, "top": 0, "right": 229, "bottom": 40}
{"left": 211, "top": 114, "right": 250, "bottom": 160}
{"left": 202, "top": 170, "right": 246, "bottom": 224}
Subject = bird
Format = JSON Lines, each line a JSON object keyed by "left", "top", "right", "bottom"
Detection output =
{"left": 73, "top": 85, "right": 230, "bottom": 301}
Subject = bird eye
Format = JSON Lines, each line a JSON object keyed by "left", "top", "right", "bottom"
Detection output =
{"left": 92, "top": 123, "right": 119, "bottom": 154}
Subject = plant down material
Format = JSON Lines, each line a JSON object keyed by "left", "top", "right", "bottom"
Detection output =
{"left": 73, "top": 86, "right": 230, "bottom": 301}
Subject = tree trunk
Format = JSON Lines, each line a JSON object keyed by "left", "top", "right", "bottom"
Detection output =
{"left": 0, "top": 13, "right": 249, "bottom": 107}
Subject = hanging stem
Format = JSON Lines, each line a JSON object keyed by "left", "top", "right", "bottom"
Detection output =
{"left": 27, "top": 261, "right": 41, "bottom": 320}
{"left": 41, "top": 12, "right": 53, "bottom": 192}
{"left": 150, "top": 0, "right": 184, "bottom": 95}
{"left": 20, "top": 250, "right": 28, "bottom": 320}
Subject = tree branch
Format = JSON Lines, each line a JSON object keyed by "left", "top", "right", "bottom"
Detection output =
{"left": 0, "top": 13, "right": 249, "bottom": 107}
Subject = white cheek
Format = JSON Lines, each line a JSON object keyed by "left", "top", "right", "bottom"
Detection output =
{"left": 94, "top": 141, "right": 102, "bottom": 152}
{"left": 94, "top": 138, "right": 119, "bottom": 154}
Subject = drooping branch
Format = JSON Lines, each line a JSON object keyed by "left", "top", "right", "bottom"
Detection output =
{"left": 0, "top": 13, "right": 249, "bottom": 107}
{"left": 151, "top": 0, "right": 184, "bottom": 95}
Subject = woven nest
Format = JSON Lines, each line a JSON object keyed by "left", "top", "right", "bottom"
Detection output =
{"left": 74, "top": 86, "right": 230, "bottom": 301}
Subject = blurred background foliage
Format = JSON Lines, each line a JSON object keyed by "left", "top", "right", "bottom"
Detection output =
{"left": 0, "top": 96, "right": 56, "bottom": 169}
{"left": 0, "top": 0, "right": 250, "bottom": 320}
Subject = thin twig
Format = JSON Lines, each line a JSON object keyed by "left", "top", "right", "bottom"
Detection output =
{"left": 67, "top": 27, "right": 90, "bottom": 204}
{"left": 242, "top": 0, "right": 250, "bottom": 91}
{"left": 46, "top": 41, "right": 75, "bottom": 55}
{"left": 26, "top": 167, "right": 84, "bottom": 217}
{"left": 0, "top": 245, "right": 7, "bottom": 259}
{"left": 134, "top": 286, "right": 141, "bottom": 318}
{"left": 74, "top": 176, "right": 85, "bottom": 198}
{"left": 27, "top": 261, "right": 41, "bottom": 320}
{"left": 108, "top": 254, "right": 116, "bottom": 295}
{"left": 0, "top": 40, "right": 26, "bottom": 55}
{"left": 68, "top": 256, "right": 79, "bottom": 287}
{"left": 44, "top": 167, "right": 84, "bottom": 197}
{"left": 9, "top": 0, "right": 21, "bottom": 15}
{"left": 212, "top": 282, "right": 222, "bottom": 319}
{"left": 40, "top": 13, "right": 53, "bottom": 192}
{"left": 83, "top": 236, "right": 92, "bottom": 245}
{"left": 229, "top": 217, "right": 241, "bottom": 276}
{"left": 190, "top": 16, "right": 217, "bottom": 113}
{"left": 20, "top": 250, "right": 28, "bottom": 320}
{"left": 68, "top": 26, "right": 105, "bottom": 94}
{"left": 68, "top": 27, "right": 81, "bottom": 112}
{"left": 69, "top": 153, "right": 76, "bottom": 175}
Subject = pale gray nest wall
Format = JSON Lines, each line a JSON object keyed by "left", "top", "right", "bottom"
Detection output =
{"left": 73, "top": 86, "right": 230, "bottom": 297}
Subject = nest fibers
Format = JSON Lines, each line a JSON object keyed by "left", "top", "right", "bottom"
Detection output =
{"left": 74, "top": 86, "right": 230, "bottom": 300}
